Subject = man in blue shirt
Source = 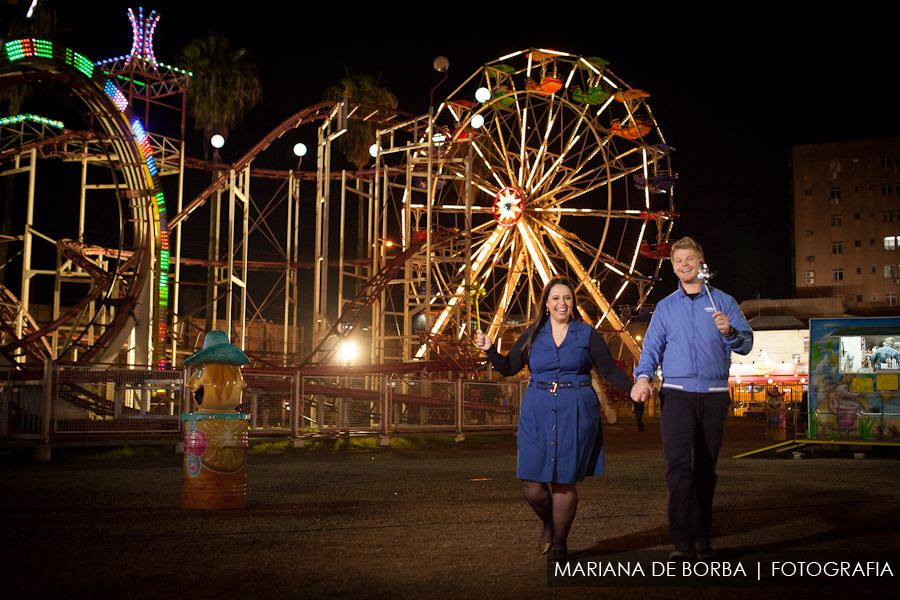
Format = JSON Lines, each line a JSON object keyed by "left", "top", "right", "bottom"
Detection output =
{"left": 871, "top": 338, "right": 900, "bottom": 369}
{"left": 631, "top": 237, "right": 753, "bottom": 560}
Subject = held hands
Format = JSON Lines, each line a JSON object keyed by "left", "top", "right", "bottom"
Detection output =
{"left": 474, "top": 329, "right": 492, "bottom": 352}
{"left": 712, "top": 311, "right": 731, "bottom": 336}
{"left": 630, "top": 378, "right": 653, "bottom": 403}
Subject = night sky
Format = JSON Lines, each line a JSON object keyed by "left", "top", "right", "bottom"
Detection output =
{"left": 7, "top": 1, "right": 900, "bottom": 307}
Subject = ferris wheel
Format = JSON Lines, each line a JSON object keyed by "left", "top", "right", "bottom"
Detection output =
{"left": 384, "top": 48, "right": 675, "bottom": 360}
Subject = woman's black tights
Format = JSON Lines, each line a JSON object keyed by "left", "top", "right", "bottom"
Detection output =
{"left": 521, "top": 480, "right": 578, "bottom": 556}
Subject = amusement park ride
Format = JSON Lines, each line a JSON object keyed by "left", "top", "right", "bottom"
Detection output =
{"left": 0, "top": 9, "right": 677, "bottom": 376}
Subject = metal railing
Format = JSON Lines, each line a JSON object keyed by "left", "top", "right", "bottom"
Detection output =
{"left": 0, "top": 364, "right": 524, "bottom": 444}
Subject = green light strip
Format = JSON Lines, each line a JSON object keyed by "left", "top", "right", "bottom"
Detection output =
{"left": 0, "top": 114, "right": 65, "bottom": 128}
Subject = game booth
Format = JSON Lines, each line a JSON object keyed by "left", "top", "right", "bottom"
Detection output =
{"left": 808, "top": 317, "right": 900, "bottom": 441}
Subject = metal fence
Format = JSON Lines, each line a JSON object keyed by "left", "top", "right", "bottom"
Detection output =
{"left": 54, "top": 366, "right": 184, "bottom": 436}
{"left": 1, "top": 367, "right": 46, "bottom": 439}
{"left": 0, "top": 364, "right": 524, "bottom": 444}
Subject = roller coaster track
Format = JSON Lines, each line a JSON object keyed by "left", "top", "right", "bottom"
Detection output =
{"left": 0, "top": 39, "right": 169, "bottom": 367}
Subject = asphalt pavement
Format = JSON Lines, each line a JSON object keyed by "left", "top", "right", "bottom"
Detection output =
{"left": 2, "top": 418, "right": 898, "bottom": 599}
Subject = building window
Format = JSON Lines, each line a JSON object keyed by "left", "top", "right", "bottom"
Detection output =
{"left": 856, "top": 295, "right": 863, "bottom": 302}
{"left": 885, "top": 265, "right": 899, "bottom": 279}
{"left": 832, "top": 268, "right": 844, "bottom": 281}
{"left": 885, "top": 236, "right": 898, "bottom": 251}
{"left": 832, "top": 241, "right": 843, "bottom": 254}
{"left": 831, "top": 214, "right": 842, "bottom": 226}
{"left": 830, "top": 187, "right": 841, "bottom": 203}
{"left": 857, "top": 267, "right": 862, "bottom": 274}
{"left": 883, "top": 183, "right": 894, "bottom": 196}
{"left": 872, "top": 293, "right": 879, "bottom": 302}
{"left": 806, "top": 255, "right": 815, "bottom": 263}
{"left": 855, "top": 240, "right": 861, "bottom": 247}
{"left": 873, "top": 266, "right": 878, "bottom": 274}
{"left": 882, "top": 156, "right": 893, "bottom": 168}
{"left": 885, "top": 211, "right": 895, "bottom": 224}
{"left": 855, "top": 212, "right": 861, "bottom": 219}
{"left": 887, "top": 293, "right": 898, "bottom": 307}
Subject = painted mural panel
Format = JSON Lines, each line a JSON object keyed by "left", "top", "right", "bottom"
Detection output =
{"left": 809, "top": 317, "right": 900, "bottom": 440}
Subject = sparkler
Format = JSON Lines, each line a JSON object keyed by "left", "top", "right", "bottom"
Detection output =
{"left": 697, "top": 262, "right": 718, "bottom": 312}
{"left": 467, "top": 282, "right": 487, "bottom": 331}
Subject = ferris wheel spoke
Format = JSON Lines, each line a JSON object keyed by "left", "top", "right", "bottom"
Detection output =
{"left": 516, "top": 220, "right": 555, "bottom": 285}
{"left": 486, "top": 112, "right": 518, "bottom": 186}
{"left": 413, "top": 228, "right": 508, "bottom": 357}
{"left": 471, "top": 137, "right": 507, "bottom": 190}
{"left": 487, "top": 246, "right": 527, "bottom": 339}
{"left": 518, "top": 106, "right": 529, "bottom": 187}
{"left": 543, "top": 226, "right": 640, "bottom": 357}
{"left": 533, "top": 104, "right": 590, "bottom": 192}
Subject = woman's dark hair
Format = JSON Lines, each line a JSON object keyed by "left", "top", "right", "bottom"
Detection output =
{"left": 521, "top": 277, "right": 583, "bottom": 365}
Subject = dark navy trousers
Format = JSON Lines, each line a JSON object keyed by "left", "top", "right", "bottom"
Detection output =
{"left": 659, "top": 389, "right": 731, "bottom": 545}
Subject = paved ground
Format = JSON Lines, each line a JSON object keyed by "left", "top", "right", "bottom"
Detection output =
{"left": 2, "top": 418, "right": 899, "bottom": 599}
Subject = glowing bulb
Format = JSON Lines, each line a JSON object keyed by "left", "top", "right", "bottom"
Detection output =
{"left": 293, "top": 143, "right": 307, "bottom": 157}
{"left": 369, "top": 143, "right": 380, "bottom": 157}
{"left": 340, "top": 341, "right": 357, "bottom": 364}
{"left": 210, "top": 134, "right": 225, "bottom": 149}
{"left": 471, "top": 114, "right": 485, "bottom": 129}
{"left": 475, "top": 87, "right": 491, "bottom": 103}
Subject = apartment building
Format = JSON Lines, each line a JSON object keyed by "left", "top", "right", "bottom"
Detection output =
{"left": 792, "top": 137, "right": 900, "bottom": 314}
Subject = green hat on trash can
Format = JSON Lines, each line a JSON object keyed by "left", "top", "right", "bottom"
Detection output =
{"left": 184, "top": 331, "right": 250, "bottom": 367}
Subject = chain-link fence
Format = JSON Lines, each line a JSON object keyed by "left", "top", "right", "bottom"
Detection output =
{"left": 300, "top": 374, "right": 386, "bottom": 434}
{"left": 240, "top": 371, "right": 296, "bottom": 434}
{"left": 53, "top": 366, "right": 183, "bottom": 436}
{"left": 460, "top": 380, "right": 521, "bottom": 430}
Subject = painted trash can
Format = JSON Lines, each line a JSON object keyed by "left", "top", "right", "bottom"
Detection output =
{"left": 182, "top": 331, "right": 251, "bottom": 510}
{"left": 182, "top": 412, "right": 249, "bottom": 509}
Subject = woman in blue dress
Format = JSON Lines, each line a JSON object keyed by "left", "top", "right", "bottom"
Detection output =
{"left": 475, "top": 277, "right": 637, "bottom": 562}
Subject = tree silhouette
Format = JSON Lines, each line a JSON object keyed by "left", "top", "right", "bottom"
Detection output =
{"left": 179, "top": 32, "right": 261, "bottom": 157}
{"left": 323, "top": 72, "right": 397, "bottom": 170}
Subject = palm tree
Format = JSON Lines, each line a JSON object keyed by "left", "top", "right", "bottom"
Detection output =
{"left": 178, "top": 32, "right": 261, "bottom": 332}
{"left": 323, "top": 72, "right": 397, "bottom": 170}
{"left": 178, "top": 32, "right": 261, "bottom": 155}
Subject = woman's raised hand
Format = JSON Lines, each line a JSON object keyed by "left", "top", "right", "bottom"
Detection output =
{"left": 474, "top": 329, "right": 492, "bottom": 352}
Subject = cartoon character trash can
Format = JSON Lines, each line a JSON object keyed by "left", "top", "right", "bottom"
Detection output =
{"left": 765, "top": 385, "right": 787, "bottom": 441}
{"left": 181, "top": 331, "right": 250, "bottom": 509}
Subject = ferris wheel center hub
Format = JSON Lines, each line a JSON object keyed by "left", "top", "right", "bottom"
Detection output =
{"left": 493, "top": 186, "right": 524, "bottom": 228}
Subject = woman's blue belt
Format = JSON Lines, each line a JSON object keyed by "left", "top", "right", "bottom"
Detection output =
{"left": 529, "top": 378, "right": 592, "bottom": 393}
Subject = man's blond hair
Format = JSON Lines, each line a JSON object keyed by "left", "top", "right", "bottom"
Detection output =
{"left": 670, "top": 236, "right": 704, "bottom": 261}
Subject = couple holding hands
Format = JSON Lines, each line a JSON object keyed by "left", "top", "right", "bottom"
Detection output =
{"left": 474, "top": 237, "right": 752, "bottom": 562}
